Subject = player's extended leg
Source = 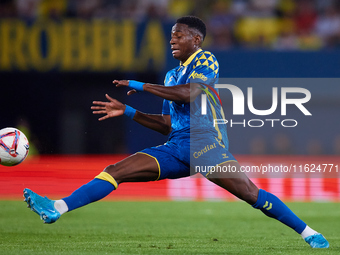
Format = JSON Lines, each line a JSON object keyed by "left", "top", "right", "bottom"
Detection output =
{"left": 207, "top": 161, "right": 329, "bottom": 248}
{"left": 24, "top": 153, "right": 159, "bottom": 223}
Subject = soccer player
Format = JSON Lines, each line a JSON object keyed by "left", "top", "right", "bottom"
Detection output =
{"left": 24, "top": 16, "right": 328, "bottom": 248}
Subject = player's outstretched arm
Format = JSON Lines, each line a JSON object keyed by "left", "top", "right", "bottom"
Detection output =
{"left": 113, "top": 80, "right": 202, "bottom": 103}
{"left": 92, "top": 94, "right": 171, "bottom": 135}
{"left": 133, "top": 112, "right": 171, "bottom": 135}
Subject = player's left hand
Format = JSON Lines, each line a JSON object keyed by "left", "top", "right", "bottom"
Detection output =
{"left": 91, "top": 94, "right": 125, "bottom": 121}
{"left": 113, "top": 79, "right": 129, "bottom": 87}
{"left": 113, "top": 80, "right": 139, "bottom": 95}
{"left": 126, "top": 89, "right": 137, "bottom": 96}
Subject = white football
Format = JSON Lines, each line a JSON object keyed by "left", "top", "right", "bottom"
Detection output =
{"left": 0, "top": 127, "right": 29, "bottom": 166}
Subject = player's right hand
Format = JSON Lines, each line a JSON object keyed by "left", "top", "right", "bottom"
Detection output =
{"left": 91, "top": 94, "right": 125, "bottom": 121}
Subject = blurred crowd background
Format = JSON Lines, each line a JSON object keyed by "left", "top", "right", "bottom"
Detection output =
{"left": 1, "top": 0, "right": 340, "bottom": 50}
{"left": 1, "top": 0, "right": 340, "bottom": 156}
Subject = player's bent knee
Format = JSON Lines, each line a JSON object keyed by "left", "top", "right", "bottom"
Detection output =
{"left": 103, "top": 164, "right": 130, "bottom": 184}
{"left": 104, "top": 164, "right": 115, "bottom": 173}
{"left": 103, "top": 164, "right": 121, "bottom": 179}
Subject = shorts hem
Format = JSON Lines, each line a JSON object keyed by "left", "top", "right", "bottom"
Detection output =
{"left": 205, "top": 160, "right": 238, "bottom": 178}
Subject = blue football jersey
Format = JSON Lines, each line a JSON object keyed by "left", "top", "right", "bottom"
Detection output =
{"left": 162, "top": 49, "right": 229, "bottom": 149}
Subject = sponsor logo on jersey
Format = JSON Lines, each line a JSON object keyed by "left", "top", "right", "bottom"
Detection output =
{"left": 189, "top": 71, "right": 208, "bottom": 81}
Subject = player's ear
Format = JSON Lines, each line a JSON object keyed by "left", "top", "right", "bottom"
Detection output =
{"left": 193, "top": 34, "right": 202, "bottom": 46}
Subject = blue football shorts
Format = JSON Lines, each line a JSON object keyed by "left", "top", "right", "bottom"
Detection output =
{"left": 139, "top": 135, "right": 237, "bottom": 180}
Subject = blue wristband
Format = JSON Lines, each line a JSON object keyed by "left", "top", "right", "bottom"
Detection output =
{"left": 129, "top": 80, "right": 145, "bottom": 91}
{"left": 124, "top": 104, "right": 136, "bottom": 119}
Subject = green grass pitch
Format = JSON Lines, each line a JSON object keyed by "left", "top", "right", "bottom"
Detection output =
{"left": 0, "top": 200, "right": 339, "bottom": 254}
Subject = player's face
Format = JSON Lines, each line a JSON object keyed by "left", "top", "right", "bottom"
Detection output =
{"left": 170, "top": 23, "right": 200, "bottom": 63}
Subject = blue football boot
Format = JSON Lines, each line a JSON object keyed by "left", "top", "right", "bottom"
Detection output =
{"left": 23, "top": 188, "right": 60, "bottom": 224}
{"left": 304, "top": 233, "right": 329, "bottom": 248}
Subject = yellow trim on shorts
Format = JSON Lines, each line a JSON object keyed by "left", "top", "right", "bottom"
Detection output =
{"left": 205, "top": 160, "right": 238, "bottom": 178}
{"left": 95, "top": 172, "right": 118, "bottom": 189}
{"left": 137, "top": 152, "right": 161, "bottom": 181}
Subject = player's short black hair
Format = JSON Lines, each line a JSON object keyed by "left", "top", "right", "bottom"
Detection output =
{"left": 176, "top": 16, "right": 206, "bottom": 40}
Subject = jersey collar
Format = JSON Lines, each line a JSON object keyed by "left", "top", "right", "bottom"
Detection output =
{"left": 181, "top": 49, "right": 202, "bottom": 67}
